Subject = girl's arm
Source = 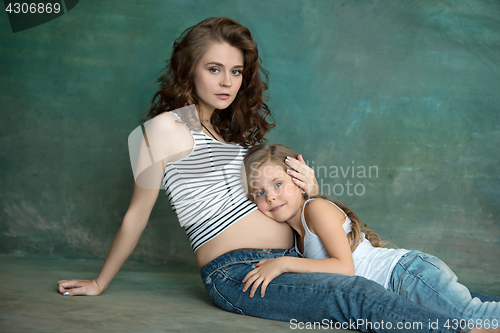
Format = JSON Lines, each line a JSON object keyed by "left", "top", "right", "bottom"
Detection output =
{"left": 302, "top": 198, "right": 355, "bottom": 274}
{"left": 242, "top": 198, "right": 355, "bottom": 297}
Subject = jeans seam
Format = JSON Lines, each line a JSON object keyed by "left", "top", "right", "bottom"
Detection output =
{"left": 205, "top": 260, "right": 255, "bottom": 281}
{"left": 391, "top": 257, "right": 460, "bottom": 332}
{"left": 405, "top": 262, "right": 477, "bottom": 324}
{"left": 205, "top": 256, "right": 285, "bottom": 282}
{"left": 419, "top": 253, "right": 442, "bottom": 270}
{"left": 212, "top": 284, "right": 245, "bottom": 315}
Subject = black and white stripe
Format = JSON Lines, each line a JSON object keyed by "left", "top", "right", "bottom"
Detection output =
{"left": 162, "top": 132, "right": 257, "bottom": 252}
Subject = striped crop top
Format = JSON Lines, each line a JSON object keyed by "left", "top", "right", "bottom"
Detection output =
{"left": 161, "top": 105, "right": 258, "bottom": 252}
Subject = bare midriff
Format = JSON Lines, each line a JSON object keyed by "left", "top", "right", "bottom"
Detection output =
{"left": 195, "top": 209, "right": 294, "bottom": 268}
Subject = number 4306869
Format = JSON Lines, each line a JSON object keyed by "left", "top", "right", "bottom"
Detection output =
{"left": 5, "top": 2, "right": 61, "bottom": 14}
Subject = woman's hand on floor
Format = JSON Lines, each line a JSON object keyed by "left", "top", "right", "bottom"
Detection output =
{"left": 57, "top": 279, "right": 102, "bottom": 296}
{"left": 285, "top": 154, "right": 319, "bottom": 197}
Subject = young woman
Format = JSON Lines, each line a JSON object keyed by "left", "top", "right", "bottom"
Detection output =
{"left": 57, "top": 17, "right": 485, "bottom": 333}
{"left": 242, "top": 143, "right": 500, "bottom": 329}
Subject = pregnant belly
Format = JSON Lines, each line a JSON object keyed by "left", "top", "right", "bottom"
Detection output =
{"left": 195, "top": 209, "right": 294, "bottom": 268}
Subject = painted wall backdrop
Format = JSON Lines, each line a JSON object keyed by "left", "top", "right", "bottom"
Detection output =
{"left": 1, "top": 0, "right": 499, "bottom": 295}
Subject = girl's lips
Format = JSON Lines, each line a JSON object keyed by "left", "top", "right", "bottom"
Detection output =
{"left": 271, "top": 204, "right": 284, "bottom": 212}
{"left": 216, "top": 94, "right": 230, "bottom": 100}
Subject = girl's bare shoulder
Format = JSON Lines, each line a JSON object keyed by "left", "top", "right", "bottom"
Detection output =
{"left": 304, "top": 198, "right": 346, "bottom": 230}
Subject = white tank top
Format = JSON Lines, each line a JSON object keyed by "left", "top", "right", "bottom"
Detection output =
{"left": 294, "top": 198, "right": 408, "bottom": 288}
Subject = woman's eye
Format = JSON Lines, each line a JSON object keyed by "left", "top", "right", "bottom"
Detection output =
{"left": 232, "top": 69, "right": 242, "bottom": 75}
{"left": 210, "top": 68, "right": 220, "bottom": 73}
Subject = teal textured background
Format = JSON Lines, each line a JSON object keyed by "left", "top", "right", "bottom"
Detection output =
{"left": 1, "top": 0, "right": 498, "bottom": 294}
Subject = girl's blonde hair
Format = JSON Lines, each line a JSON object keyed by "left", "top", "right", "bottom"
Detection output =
{"left": 244, "top": 143, "right": 391, "bottom": 252}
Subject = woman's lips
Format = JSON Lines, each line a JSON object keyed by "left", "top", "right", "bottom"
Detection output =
{"left": 216, "top": 94, "right": 230, "bottom": 100}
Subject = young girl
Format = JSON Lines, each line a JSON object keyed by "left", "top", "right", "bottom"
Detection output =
{"left": 243, "top": 143, "right": 500, "bottom": 327}
{"left": 57, "top": 17, "right": 485, "bottom": 332}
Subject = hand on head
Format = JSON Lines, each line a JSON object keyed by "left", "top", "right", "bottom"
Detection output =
{"left": 285, "top": 154, "right": 319, "bottom": 198}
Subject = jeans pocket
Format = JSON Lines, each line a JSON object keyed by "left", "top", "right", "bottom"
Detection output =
{"left": 418, "top": 253, "right": 446, "bottom": 271}
{"left": 219, "top": 261, "right": 258, "bottom": 282}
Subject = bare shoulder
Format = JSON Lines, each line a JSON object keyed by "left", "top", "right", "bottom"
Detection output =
{"left": 135, "top": 111, "right": 194, "bottom": 166}
{"left": 145, "top": 111, "right": 192, "bottom": 144}
{"left": 146, "top": 111, "right": 180, "bottom": 131}
{"left": 304, "top": 198, "right": 346, "bottom": 233}
{"left": 304, "top": 198, "right": 344, "bottom": 217}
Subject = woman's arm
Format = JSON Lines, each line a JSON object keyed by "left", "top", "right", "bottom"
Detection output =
{"left": 57, "top": 182, "right": 160, "bottom": 296}
{"left": 242, "top": 198, "right": 355, "bottom": 297}
{"left": 285, "top": 154, "right": 320, "bottom": 197}
{"left": 57, "top": 113, "right": 183, "bottom": 296}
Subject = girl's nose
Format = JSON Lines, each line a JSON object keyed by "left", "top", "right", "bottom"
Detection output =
{"left": 266, "top": 193, "right": 276, "bottom": 203}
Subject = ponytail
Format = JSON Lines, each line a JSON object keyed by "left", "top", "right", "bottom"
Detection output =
{"left": 315, "top": 196, "right": 394, "bottom": 252}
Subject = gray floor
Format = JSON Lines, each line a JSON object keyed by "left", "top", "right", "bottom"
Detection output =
{"left": 0, "top": 254, "right": 352, "bottom": 333}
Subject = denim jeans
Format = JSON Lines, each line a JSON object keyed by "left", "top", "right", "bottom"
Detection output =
{"left": 201, "top": 248, "right": 465, "bottom": 333}
{"left": 470, "top": 292, "right": 500, "bottom": 303}
{"left": 389, "top": 251, "right": 500, "bottom": 323}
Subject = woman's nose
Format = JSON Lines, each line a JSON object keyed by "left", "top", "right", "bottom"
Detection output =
{"left": 220, "top": 73, "right": 232, "bottom": 87}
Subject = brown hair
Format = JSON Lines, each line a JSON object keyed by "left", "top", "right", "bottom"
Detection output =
{"left": 144, "top": 17, "right": 274, "bottom": 147}
{"left": 244, "top": 143, "right": 391, "bottom": 252}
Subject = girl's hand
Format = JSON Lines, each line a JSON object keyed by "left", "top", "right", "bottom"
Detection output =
{"left": 57, "top": 279, "right": 102, "bottom": 296}
{"left": 242, "top": 257, "right": 288, "bottom": 298}
{"left": 285, "top": 154, "right": 319, "bottom": 197}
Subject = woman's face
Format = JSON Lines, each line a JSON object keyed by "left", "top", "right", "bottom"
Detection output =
{"left": 193, "top": 42, "right": 244, "bottom": 114}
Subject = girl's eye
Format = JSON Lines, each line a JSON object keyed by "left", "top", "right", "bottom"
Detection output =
{"left": 232, "top": 69, "right": 242, "bottom": 75}
{"left": 255, "top": 190, "right": 265, "bottom": 197}
{"left": 210, "top": 68, "right": 220, "bottom": 73}
{"left": 274, "top": 182, "right": 282, "bottom": 188}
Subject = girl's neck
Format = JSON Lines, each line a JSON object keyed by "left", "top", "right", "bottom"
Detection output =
{"left": 286, "top": 197, "right": 306, "bottom": 240}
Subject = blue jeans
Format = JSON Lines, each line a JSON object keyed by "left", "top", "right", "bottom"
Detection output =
{"left": 389, "top": 251, "right": 500, "bottom": 323}
{"left": 201, "top": 248, "right": 465, "bottom": 333}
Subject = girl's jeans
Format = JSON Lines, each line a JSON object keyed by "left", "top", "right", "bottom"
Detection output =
{"left": 389, "top": 251, "right": 500, "bottom": 324}
{"left": 201, "top": 248, "right": 466, "bottom": 333}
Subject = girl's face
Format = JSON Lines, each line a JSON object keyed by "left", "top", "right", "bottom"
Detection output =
{"left": 193, "top": 42, "right": 244, "bottom": 114}
{"left": 250, "top": 162, "right": 305, "bottom": 223}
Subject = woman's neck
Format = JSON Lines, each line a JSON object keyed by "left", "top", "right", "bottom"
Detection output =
{"left": 197, "top": 104, "right": 215, "bottom": 125}
{"left": 197, "top": 103, "right": 226, "bottom": 142}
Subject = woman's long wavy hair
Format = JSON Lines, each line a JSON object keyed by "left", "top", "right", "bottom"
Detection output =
{"left": 244, "top": 143, "right": 392, "bottom": 252}
{"left": 144, "top": 17, "right": 274, "bottom": 147}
